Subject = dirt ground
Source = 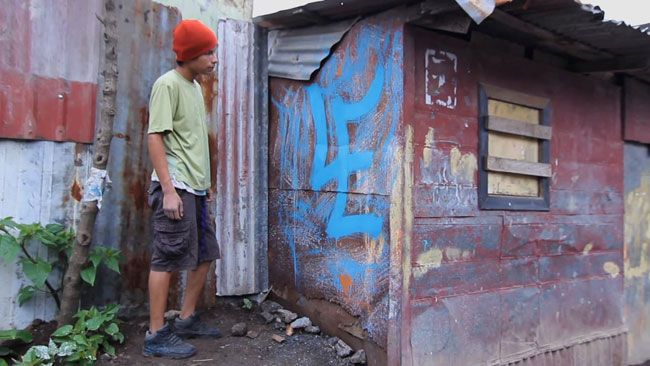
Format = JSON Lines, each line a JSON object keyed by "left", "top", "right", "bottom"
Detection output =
{"left": 96, "top": 299, "right": 352, "bottom": 366}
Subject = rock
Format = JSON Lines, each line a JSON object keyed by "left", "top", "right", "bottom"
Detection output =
{"left": 327, "top": 337, "right": 340, "bottom": 347}
{"left": 276, "top": 309, "right": 298, "bottom": 323}
{"left": 305, "top": 325, "right": 320, "bottom": 334}
{"left": 259, "top": 311, "right": 275, "bottom": 323}
{"left": 246, "top": 330, "right": 260, "bottom": 339}
{"left": 260, "top": 301, "right": 283, "bottom": 314}
{"left": 273, "top": 321, "right": 286, "bottom": 331}
{"left": 271, "top": 334, "right": 286, "bottom": 343}
{"left": 290, "top": 317, "right": 312, "bottom": 329}
{"left": 350, "top": 349, "right": 367, "bottom": 364}
{"left": 335, "top": 339, "right": 353, "bottom": 358}
{"left": 231, "top": 322, "right": 248, "bottom": 337}
{"left": 164, "top": 310, "right": 181, "bottom": 321}
{"left": 285, "top": 325, "right": 294, "bottom": 336}
{"left": 138, "top": 321, "right": 148, "bottom": 329}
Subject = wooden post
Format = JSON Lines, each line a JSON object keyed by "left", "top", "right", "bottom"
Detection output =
{"left": 57, "top": 0, "right": 118, "bottom": 325}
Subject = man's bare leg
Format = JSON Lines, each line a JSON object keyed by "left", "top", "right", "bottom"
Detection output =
{"left": 180, "top": 261, "right": 212, "bottom": 319}
{"left": 148, "top": 270, "right": 172, "bottom": 333}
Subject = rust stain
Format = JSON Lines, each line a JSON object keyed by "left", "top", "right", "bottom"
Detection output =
{"left": 339, "top": 273, "right": 353, "bottom": 296}
{"left": 139, "top": 107, "right": 149, "bottom": 135}
{"left": 128, "top": 176, "right": 147, "bottom": 211}
{"left": 71, "top": 179, "right": 82, "bottom": 201}
{"left": 114, "top": 132, "right": 131, "bottom": 141}
{"left": 199, "top": 73, "right": 217, "bottom": 114}
{"left": 208, "top": 132, "right": 218, "bottom": 190}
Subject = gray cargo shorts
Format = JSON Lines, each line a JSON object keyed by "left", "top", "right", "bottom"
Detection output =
{"left": 148, "top": 182, "right": 220, "bottom": 272}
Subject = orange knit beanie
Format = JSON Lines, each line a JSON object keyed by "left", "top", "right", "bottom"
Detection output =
{"left": 173, "top": 19, "right": 218, "bottom": 62}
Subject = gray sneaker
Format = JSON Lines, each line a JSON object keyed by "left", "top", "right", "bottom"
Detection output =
{"left": 174, "top": 312, "right": 222, "bottom": 339}
{"left": 142, "top": 323, "right": 197, "bottom": 359}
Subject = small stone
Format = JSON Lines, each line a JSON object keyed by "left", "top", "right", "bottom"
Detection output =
{"left": 138, "top": 321, "right": 148, "bottom": 329}
{"left": 327, "top": 337, "right": 340, "bottom": 347}
{"left": 273, "top": 321, "right": 286, "bottom": 331}
{"left": 290, "top": 317, "right": 312, "bottom": 329}
{"left": 246, "top": 329, "right": 260, "bottom": 339}
{"left": 231, "top": 322, "right": 248, "bottom": 337}
{"left": 260, "top": 311, "right": 275, "bottom": 323}
{"left": 286, "top": 325, "right": 294, "bottom": 336}
{"left": 271, "top": 334, "right": 286, "bottom": 343}
{"left": 335, "top": 339, "right": 353, "bottom": 358}
{"left": 305, "top": 325, "right": 320, "bottom": 334}
{"left": 276, "top": 309, "right": 298, "bottom": 323}
{"left": 350, "top": 349, "right": 367, "bottom": 364}
{"left": 260, "top": 301, "right": 283, "bottom": 314}
{"left": 164, "top": 310, "right": 181, "bottom": 321}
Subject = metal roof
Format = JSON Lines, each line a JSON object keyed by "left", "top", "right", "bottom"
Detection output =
{"left": 268, "top": 17, "right": 358, "bottom": 80}
{"left": 257, "top": 0, "right": 650, "bottom": 83}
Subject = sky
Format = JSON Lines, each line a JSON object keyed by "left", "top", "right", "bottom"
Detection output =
{"left": 253, "top": 0, "right": 650, "bottom": 26}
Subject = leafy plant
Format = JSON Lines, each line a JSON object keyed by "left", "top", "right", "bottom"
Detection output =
{"left": 242, "top": 298, "right": 253, "bottom": 311}
{"left": 0, "top": 217, "right": 122, "bottom": 308}
{"left": 16, "top": 305, "right": 124, "bottom": 366}
{"left": 0, "top": 329, "right": 33, "bottom": 364}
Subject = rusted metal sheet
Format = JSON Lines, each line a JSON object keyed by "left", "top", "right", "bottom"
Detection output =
{"left": 267, "top": 18, "right": 358, "bottom": 81}
{"left": 623, "top": 77, "right": 650, "bottom": 144}
{"left": 0, "top": 141, "right": 93, "bottom": 329}
{"left": 624, "top": 142, "right": 650, "bottom": 365}
{"left": 268, "top": 13, "right": 404, "bottom": 349}
{"left": 401, "top": 26, "right": 625, "bottom": 365}
{"left": 214, "top": 19, "right": 269, "bottom": 296}
{"left": 90, "top": 0, "right": 182, "bottom": 308}
{"left": 0, "top": 0, "right": 100, "bottom": 328}
{"left": 0, "top": 0, "right": 101, "bottom": 142}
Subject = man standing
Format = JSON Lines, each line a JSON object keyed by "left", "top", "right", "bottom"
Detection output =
{"left": 143, "top": 19, "right": 221, "bottom": 359}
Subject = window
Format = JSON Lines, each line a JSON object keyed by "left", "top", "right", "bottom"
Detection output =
{"left": 478, "top": 84, "right": 551, "bottom": 210}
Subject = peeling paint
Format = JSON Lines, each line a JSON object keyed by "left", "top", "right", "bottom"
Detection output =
{"left": 625, "top": 175, "right": 650, "bottom": 280}
{"left": 449, "top": 146, "right": 477, "bottom": 182}
{"left": 416, "top": 247, "right": 443, "bottom": 267}
{"left": 423, "top": 128, "right": 435, "bottom": 167}
{"left": 603, "top": 262, "right": 620, "bottom": 278}
{"left": 583, "top": 243, "right": 593, "bottom": 255}
{"left": 446, "top": 247, "right": 462, "bottom": 261}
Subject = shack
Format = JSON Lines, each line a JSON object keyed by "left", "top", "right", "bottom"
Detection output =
{"left": 258, "top": 0, "right": 650, "bottom": 364}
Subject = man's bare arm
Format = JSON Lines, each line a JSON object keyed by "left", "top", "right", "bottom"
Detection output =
{"left": 148, "top": 133, "right": 184, "bottom": 220}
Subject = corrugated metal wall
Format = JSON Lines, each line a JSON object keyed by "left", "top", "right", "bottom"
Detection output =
{"left": 0, "top": 0, "right": 101, "bottom": 142}
{"left": 90, "top": 0, "right": 182, "bottom": 308}
{"left": 268, "top": 14, "right": 404, "bottom": 350}
{"left": 214, "top": 20, "right": 268, "bottom": 296}
{"left": 155, "top": 0, "right": 252, "bottom": 29}
{"left": 0, "top": 0, "right": 100, "bottom": 328}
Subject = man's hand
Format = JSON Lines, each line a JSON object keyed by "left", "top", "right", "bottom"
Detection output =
{"left": 163, "top": 191, "right": 184, "bottom": 220}
{"left": 207, "top": 188, "right": 215, "bottom": 202}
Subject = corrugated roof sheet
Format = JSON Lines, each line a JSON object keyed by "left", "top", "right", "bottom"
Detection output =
{"left": 268, "top": 18, "right": 358, "bottom": 80}
{"left": 258, "top": 0, "right": 650, "bottom": 83}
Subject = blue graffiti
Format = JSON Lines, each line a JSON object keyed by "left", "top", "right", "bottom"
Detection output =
{"left": 305, "top": 66, "right": 384, "bottom": 239}
{"left": 273, "top": 24, "right": 403, "bottom": 295}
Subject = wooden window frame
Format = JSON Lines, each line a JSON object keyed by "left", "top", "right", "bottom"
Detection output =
{"left": 478, "top": 84, "right": 551, "bottom": 211}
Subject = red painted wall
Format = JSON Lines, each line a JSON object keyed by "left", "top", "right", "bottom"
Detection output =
{"left": 403, "top": 27, "right": 625, "bottom": 365}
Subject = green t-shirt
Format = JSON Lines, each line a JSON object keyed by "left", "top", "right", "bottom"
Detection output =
{"left": 148, "top": 70, "right": 211, "bottom": 191}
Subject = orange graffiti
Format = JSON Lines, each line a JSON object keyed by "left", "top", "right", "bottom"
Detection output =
{"left": 339, "top": 273, "right": 353, "bottom": 296}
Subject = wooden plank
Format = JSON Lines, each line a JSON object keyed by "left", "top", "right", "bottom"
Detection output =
{"left": 487, "top": 116, "right": 552, "bottom": 140}
{"left": 488, "top": 171, "right": 539, "bottom": 197}
{"left": 486, "top": 156, "right": 552, "bottom": 177}
{"left": 482, "top": 83, "right": 550, "bottom": 109}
